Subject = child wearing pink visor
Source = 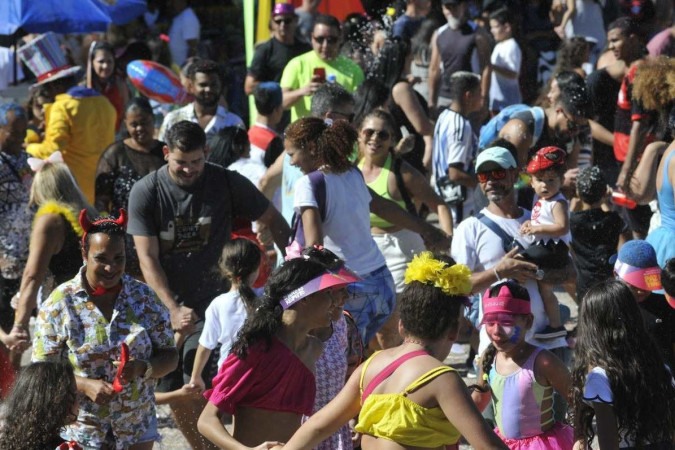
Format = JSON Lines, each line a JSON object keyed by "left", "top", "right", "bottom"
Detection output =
{"left": 613, "top": 240, "right": 675, "bottom": 369}
{"left": 198, "top": 246, "right": 360, "bottom": 449}
{"left": 472, "top": 279, "right": 574, "bottom": 450}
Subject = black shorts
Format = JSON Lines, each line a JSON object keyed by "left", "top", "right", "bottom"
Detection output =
{"left": 0, "top": 277, "right": 20, "bottom": 333}
{"left": 156, "top": 319, "right": 220, "bottom": 393}
{"left": 621, "top": 203, "right": 652, "bottom": 236}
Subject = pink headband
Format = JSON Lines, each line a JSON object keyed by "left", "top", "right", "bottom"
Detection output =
{"left": 614, "top": 260, "right": 662, "bottom": 291}
{"left": 482, "top": 284, "right": 531, "bottom": 315}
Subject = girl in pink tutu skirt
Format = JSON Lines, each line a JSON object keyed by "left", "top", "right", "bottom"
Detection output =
{"left": 472, "top": 279, "right": 574, "bottom": 450}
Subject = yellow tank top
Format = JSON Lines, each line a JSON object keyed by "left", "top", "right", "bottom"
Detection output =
{"left": 355, "top": 353, "right": 462, "bottom": 448}
{"left": 358, "top": 154, "right": 407, "bottom": 229}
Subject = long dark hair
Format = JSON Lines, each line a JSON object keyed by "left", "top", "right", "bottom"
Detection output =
{"left": 219, "top": 238, "right": 262, "bottom": 312}
{"left": 207, "top": 126, "right": 250, "bottom": 168}
{"left": 570, "top": 279, "right": 675, "bottom": 448}
{"left": 230, "top": 247, "right": 345, "bottom": 359}
{"left": 353, "top": 79, "right": 389, "bottom": 129}
{"left": 369, "top": 37, "right": 409, "bottom": 91}
{"left": 0, "top": 362, "right": 77, "bottom": 450}
{"left": 89, "top": 41, "right": 116, "bottom": 85}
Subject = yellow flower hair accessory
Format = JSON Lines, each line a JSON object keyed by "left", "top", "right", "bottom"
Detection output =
{"left": 404, "top": 252, "right": 472, "bottom": 296}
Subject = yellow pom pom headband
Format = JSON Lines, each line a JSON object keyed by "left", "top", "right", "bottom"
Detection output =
{"left": 404, "top": 252, "right": 473, "bottom": 297}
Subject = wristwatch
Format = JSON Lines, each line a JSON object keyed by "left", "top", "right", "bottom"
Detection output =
{"left": 143, "top": 360, "right": 154, "bottom": 379}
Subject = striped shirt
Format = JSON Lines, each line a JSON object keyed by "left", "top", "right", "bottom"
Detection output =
{"left": 432, "top": 108, "right": 477, "bottom": 226}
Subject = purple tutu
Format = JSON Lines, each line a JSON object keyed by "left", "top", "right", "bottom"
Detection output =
{"left": 495, "top": 422, "right": 574, "bottom": 450}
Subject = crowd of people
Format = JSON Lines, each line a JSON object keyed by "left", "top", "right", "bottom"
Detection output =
{"left": 0, "top": 0, "right": 674, "bottom": 449}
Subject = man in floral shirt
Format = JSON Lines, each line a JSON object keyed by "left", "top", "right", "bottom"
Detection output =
{"left": 32, "top": 269, "right": 176, "bottom": 449}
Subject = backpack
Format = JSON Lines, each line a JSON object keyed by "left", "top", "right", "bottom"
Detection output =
{"left": 285, "top": 170, "right": 326, "bottom": 259}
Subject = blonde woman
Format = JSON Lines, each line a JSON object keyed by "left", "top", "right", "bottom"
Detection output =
{"left": 6, "top": 154, "right": 95, "bottom": 351}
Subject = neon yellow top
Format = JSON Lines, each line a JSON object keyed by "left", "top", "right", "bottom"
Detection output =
{"left": 355, "top": 353, "right": 462, "bottom": 448}
{"left": 358, "top": 154, "right": 407, "bottom": 229}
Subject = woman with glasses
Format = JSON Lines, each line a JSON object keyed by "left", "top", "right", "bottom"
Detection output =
{"left": 358, "top": 109, "right": 453, "bottom": 349}
{"left": 355, "top": 37, "right": 435, "bottom": 174}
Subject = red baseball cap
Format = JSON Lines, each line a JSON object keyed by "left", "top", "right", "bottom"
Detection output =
{"left": 526, "top": 146, "right": 566, "bottom": 174}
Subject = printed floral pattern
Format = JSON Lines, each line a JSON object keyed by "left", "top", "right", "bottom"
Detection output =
{"left": 0, "top": 151, "right": 32, "bottom": 279}
{"left": 32, "top": 271, "right": 174, "bottom": 449}
{"left": 303, "top": 316, "right": 353, "bottom": 450}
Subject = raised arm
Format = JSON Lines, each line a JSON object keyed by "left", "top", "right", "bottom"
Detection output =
{"left": 400, "top": 160, "right": 454, "bottom": 235}
{"left": 427, "top": 31, "right": 441, "bottom": 112}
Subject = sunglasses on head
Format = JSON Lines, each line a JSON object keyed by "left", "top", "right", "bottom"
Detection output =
{"left": 361, "top": 128, "right": 391, "bottom": 140}
{"left": 476, "top": 168, "right": 507, "bottom": 183}
{"left": 273, "top": 17, "right": 294, "bottom": 25}
{"left": 313, "top": 35, "right": 339, "bottom": 45}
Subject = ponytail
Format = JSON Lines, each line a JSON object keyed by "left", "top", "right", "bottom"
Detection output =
{"left": 284, "top": 117, "right": 358, "bottom": 173}
{"left": 468, "top": 344, "right": 497, "bottom": 393}
{"left": 231, "top": 294, "right": 284, "bottom": 359}
{"left": 230, "top": 251, "right": 335, "bottom": 359}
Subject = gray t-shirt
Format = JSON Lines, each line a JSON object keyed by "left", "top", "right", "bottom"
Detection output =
{"left": 127, "top": 163, "right": 269, "bottom": 317}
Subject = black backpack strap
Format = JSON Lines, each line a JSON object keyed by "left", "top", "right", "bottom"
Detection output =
{"left": 392, "top": 157, "right": 418, "bottom": 216}
{"left": 475, "top": 212, "right": 523, "bottom": 254}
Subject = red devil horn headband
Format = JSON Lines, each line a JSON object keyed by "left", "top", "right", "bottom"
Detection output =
{"left": 80, "top": 209, "right": 128, "bottom": 246}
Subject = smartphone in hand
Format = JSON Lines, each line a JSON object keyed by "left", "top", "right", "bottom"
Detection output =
{"left": 312, "top": 67, "right": 326, "bottom": 83}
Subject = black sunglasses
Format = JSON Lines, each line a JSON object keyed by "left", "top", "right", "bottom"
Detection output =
{"left": 362, "top": 128, "right": 391, "bottom": 140}
{"left": 313, "top": 35, "right": 339, "bottom": 45}
{"left": 273, "top": 17, "right": 294, "bottom": 25}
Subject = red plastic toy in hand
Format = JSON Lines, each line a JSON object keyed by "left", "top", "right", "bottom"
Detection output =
{"left": 112, "top": 342, "right": 129, "bottom": 393}
{"left": 611, "top": 191, "right": 637, "bottom": 209}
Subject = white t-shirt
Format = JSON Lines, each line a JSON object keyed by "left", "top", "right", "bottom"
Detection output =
{"left": 168, "top": 7, "right": 200, "bottom": 66}
{"left": 489, "top": 38, "right": 522, "bottom": 111}
{"left": 531, "top": 192, "right": 571, "bottom": 243}
{"left": 293, "top": 168, "right": 385, "bottom": 275}
{"left": 432, "top": 108, "right": 478, "bottom": 225}
{"left": 451, "top": 207, "right": 568, "bottom": 353}
{"left": 228, "top": 157, "right": 266, "bottom": 189}
{"left": 199, "top": 289, "right": 260, "bottom": 369}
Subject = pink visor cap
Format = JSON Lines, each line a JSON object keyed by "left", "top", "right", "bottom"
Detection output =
{"left": 280, "top": 266, "right": 361, "bottom": 309}
{"left": 614, "top": 260, "right": 662, "bottom": 292}
{"left": 481, "top": 283, "right": 531, "bottom": 320}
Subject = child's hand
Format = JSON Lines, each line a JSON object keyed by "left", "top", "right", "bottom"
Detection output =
{"left": 520, "top": 220, "right": 533, "bottom": 235}
{"left": 189, "top": 375, "right": 206, "bottom": 393}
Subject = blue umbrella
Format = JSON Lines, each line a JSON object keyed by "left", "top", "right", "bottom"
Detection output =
{"left": 0, "top": 0, "right": 112, "bottom": 35}
{"left": 93, "top": 0, "right": 148, "bottom": 26}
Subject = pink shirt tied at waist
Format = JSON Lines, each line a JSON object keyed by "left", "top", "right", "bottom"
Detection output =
{"left": 204, "top": 337, "right": 316, "bottom": 415}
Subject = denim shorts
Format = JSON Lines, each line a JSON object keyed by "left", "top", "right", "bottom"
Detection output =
{"left": 345, "top": 265, "right": 396, "bottom": 344}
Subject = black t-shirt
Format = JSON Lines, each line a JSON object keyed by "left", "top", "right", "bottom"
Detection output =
{"left": 639, "top": 293, "right": 675, "bottom": 370}
{"left": 587, "top": 68, "right": 622, "bottom": 171}
{"left": 570, "top": 209, "right": 626, "bottom": 298}
{"left": 127, "top": 163, "right": 269, "bottom": 317}
{"left": 248, "top": 38, "right": 311, "bottom": 83}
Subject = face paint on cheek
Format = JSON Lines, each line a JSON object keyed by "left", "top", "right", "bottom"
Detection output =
{"left": 508, "top": 325, "right": 522, "bottom": 343}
